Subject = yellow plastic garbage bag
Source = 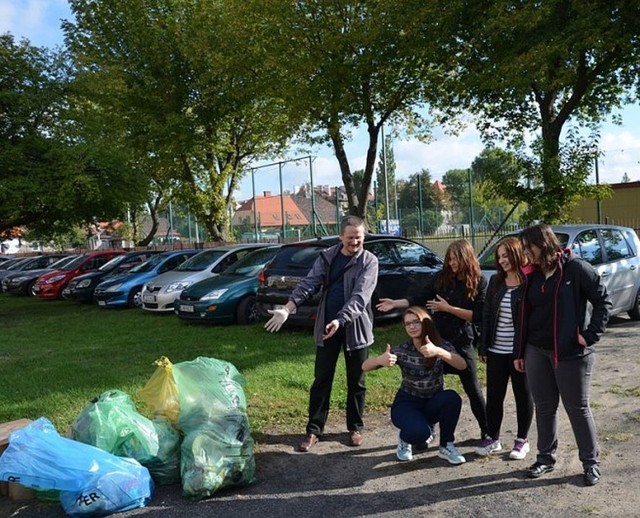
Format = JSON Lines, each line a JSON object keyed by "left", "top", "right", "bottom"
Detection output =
{"left": 138, "top": 356, "right": 180, "bottom": 426}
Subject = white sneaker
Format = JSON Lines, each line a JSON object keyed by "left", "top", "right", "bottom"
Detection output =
{"left": 438, "top": 442, "right": 466, "bottom": 465}
{"left": 397, "top": 433, "right": 413, "bottom": 461}
{"left": 509, "top": 438, "right": 530, "bottom": 460}
{"left": 475, "top": 438, "right": 502, "bottom": 456}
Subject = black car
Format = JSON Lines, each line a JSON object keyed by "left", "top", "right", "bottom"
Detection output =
{"left": 255, "top": 234, "right": 444, "bottom": 325}
{"left": 0, "top": 254, "right": 72, "bottom": 289}
{"left": 2, "top": 254, "right": 77, "bottom": 295}
{"left": 62, "top": 250, "right": 160, "bottom": 303}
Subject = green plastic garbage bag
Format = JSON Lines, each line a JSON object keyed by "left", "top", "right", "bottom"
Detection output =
{"left": 180, "top": 414, "right": 255, "bottom": 499}
{"left": 71, "top": 390, "right": 181, "bottom": 485}
{"left": 172, "top": 357, "right": 255, "bottom": 498}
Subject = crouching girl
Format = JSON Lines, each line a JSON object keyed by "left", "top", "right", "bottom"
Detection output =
{"left": 363, "top": 306, "right": 467, "bottom": 464}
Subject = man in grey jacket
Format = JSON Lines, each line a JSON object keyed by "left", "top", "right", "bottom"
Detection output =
{"left": 265, "top": 215, "right": 379, "bottom": 452}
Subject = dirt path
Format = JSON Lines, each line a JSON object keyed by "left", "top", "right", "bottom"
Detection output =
{"left": 3, "top": 315, "right": 639, "bottom": 517}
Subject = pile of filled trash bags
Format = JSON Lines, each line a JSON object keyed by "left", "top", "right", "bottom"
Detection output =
{"left": 0, "top": 356, "right": 255, "bottom": 516}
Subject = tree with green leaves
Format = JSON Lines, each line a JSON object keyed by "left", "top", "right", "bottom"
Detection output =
{"left": 250, "top": 0, "right": 444, "bottom": 220}
{"left": 0, "top": 33, "right": 143, "bottom": 239}
{"left": 470, "top": 148, "right": 530, "bottom": 226}
{"left": 397, "top": 168, "right": 434, "bottom": 211}
{"left": 64, "top": 0, "right": 294, "bottom": 241}
{"left": 439, "top": 0, "right": 637, "bottom": 222}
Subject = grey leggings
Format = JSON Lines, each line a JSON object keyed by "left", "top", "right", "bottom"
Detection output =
{"left": 525, "top": 345, "right": 599, "bottom": 468}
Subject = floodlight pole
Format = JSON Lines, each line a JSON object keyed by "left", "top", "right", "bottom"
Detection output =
{"left": 250, "top": 168, "right": 259, "bottom": 241}
{"left": 382, "top": 123, "right": 390, "bottom": 233}
{"left": 468, "top": 168, "right": 475, "bottom": 249}
{"left": 595, "top": 155, "right": 602, "bottom": 224}
{"left": 279, "top": 162, "right": 286, "bottom": 238}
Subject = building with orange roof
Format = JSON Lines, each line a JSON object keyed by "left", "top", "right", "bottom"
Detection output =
{"left": 233, "top": 192, "right": 310, "bottom": 230}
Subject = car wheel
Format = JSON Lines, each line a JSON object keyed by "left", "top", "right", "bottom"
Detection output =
{"left": 236, "top": 296, "right": 259, "bottom": 325}
{"left": 128, "top": 287, "right": 143, "bottom": 309}
{"left": 628, "top": 287, "right": 640, "bottom": 321}
{"left": 26, "top": 280, "right": 37, "bottom": 296}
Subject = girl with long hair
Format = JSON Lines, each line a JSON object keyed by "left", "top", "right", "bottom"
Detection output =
{"left": 515, "top": 224, "right": 611, "bottom": 486}
{"left": 477, "top": 236, "right": 534, "bottom": 459}
{"left": 377, "top": 239, "right": 489, "bottom": 440}
{"left": 363, "top": 306, "right": 467, "bottom": 464}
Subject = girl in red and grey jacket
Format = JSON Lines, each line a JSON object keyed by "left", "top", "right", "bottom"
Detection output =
{"left": 514, "top": 224, "right": 611, "bottom": 487}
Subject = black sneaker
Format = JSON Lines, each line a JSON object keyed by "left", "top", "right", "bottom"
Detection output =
{"left": 584, "top": 466, "right": 601, "bottom": 486}
{"left": 526, "top": 462, "right": 555, "bottom": 478}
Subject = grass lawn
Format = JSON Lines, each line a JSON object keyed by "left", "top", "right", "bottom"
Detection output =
{"left": 0, "top": 293, "right": 477, "bottom": 438}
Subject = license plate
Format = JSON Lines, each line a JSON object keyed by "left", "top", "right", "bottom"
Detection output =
{"left": 62, "top": 289, "right": 70, "bottom": 296}
{"left": 98, "top": 300, "right": 106, "bottom": 306}
{"left": 179, "top": 304, "right": 194, "bottom": 313}
{"left": 143, "top": 294, "right": 156, "bottom": 303}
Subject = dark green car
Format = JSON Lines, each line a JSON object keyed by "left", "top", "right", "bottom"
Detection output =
{"left": 174, "top": 245, "right": 281, "bottom": 324}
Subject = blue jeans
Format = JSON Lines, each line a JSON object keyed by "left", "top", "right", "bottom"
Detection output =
{"left": 391, "top": 389, "right": 462, "bottom": 447}
{"left": 525, "top": 345, "right": 599, "bottom": 468}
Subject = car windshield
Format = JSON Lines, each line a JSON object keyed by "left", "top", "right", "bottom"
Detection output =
{"left": 478, "top": 232, "right": 570, "bottom": 269}
{"left": 176, "top": 249, "right": 226, "bottom": 271}
{"left": 99, "top": 255, "right": 126, "bottom": 271}
{"left": 130, "top": 253, "right": 165, "bottom": 273}
{"left": 60, "top": 254, "right": 88, "bottom": 271}
{"left": 5, "top": 258, "right": 31, "bottom": 271}
{"left": 268, "top": 244, "right": 326, "bottom": 270}
{"left": 224, "top": 248, "right": 279, "bottom": 276}
{"left": 48, "top": 255, "right": 75, "bottom": 269}
{"left": 17, "top": 258, "right": 42, "bottom": 271}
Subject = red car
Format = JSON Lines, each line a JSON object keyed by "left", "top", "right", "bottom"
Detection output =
{"left": 33, "top": 250, "right": 125, "bottom": 299}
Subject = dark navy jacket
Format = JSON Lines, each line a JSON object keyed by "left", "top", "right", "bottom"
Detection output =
{"left": 514, "top": 250, "right": 612, "bottom": 364}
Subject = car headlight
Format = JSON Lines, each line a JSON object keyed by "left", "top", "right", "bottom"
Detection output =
{"left": 202, "top": 288, "right": 228, "bottom": 300}
{"left": 12, "top": 276, "right": 29, "bottom": 283}
{"left": 166, "top": 281, "right": 192, "bottom": 293}
{"left": 77, "top": 279, "right": 92, "bottom": 288}
{"left": 104, "top": 283, "right": 123, "bottom": 292}
{"left": 46, "top": 274, "right": 66, "bottom": 284}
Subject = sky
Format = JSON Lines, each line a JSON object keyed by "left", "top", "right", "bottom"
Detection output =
{"left": 4, "top": 0, "right": 640, "bottom": 202}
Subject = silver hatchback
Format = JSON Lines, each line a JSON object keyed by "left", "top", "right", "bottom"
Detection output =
{"left": 478, "top": 224, "right": 640, "bottom": 320}
{"left": 140, "top": 243, "right": 269, "bottom": 313}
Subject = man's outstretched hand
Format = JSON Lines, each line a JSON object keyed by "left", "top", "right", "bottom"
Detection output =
{"left": 264, "top": 308, "right": 289, "bottom": 332}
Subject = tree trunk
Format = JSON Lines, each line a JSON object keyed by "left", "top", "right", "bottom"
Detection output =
{"left": 328, "top": 120, "right": 380, "bottom": 223}
{"left": 136, "top": 203, "right": 159, "bottom": 247}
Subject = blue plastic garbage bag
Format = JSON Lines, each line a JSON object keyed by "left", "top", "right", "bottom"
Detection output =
{"left": 0, "top": 417, "right": 153, "bottom": 516}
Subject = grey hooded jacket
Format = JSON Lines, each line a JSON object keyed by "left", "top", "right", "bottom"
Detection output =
{"left": 289, "top": 243, "right": 379, "bottom": 350}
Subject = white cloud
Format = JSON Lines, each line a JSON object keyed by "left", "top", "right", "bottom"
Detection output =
{"left": 394, "top": 126, "right": 485, "bottom": 181}
{"left": 597, "top": 130, "right": 640, "bottom": 184}
{"left": 0, "top": 0, "right": 71, "bottom": 48}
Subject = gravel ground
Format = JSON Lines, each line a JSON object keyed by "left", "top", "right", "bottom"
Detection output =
{"left": 2, "top": 315, "right": 639, "bottom": 518}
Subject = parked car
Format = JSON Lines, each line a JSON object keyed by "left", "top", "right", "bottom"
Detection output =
{"left": 255, "top": 234, "right": 444, "bottom": 325}
{"left": 477, "top": 224, "right": 640, "bottom": 320}
{"left": 94, "top": 249, "right": 199, "bottom": 308}
{"left": 141, "top": 243, "right": 270, "bottom": 313}
{"left": 61, "top": 250, "right": 161, "bottom": 303}
{"left": 1, "top": 254, "right": 75, "bottom": 295}
{"left": 0, "top": 257, "right": 33, "bottom": 282}
{"left": 0, "top": 254, "right": 71, "bottom": 289}
{"left": 0, "top": 255, "right": 13, "bottom": 265}
{"left": 32, "top": 250, "right": 126, "bottom": 299}
{"left": 174, "top": 245, "right": 281, "bottom": 324}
